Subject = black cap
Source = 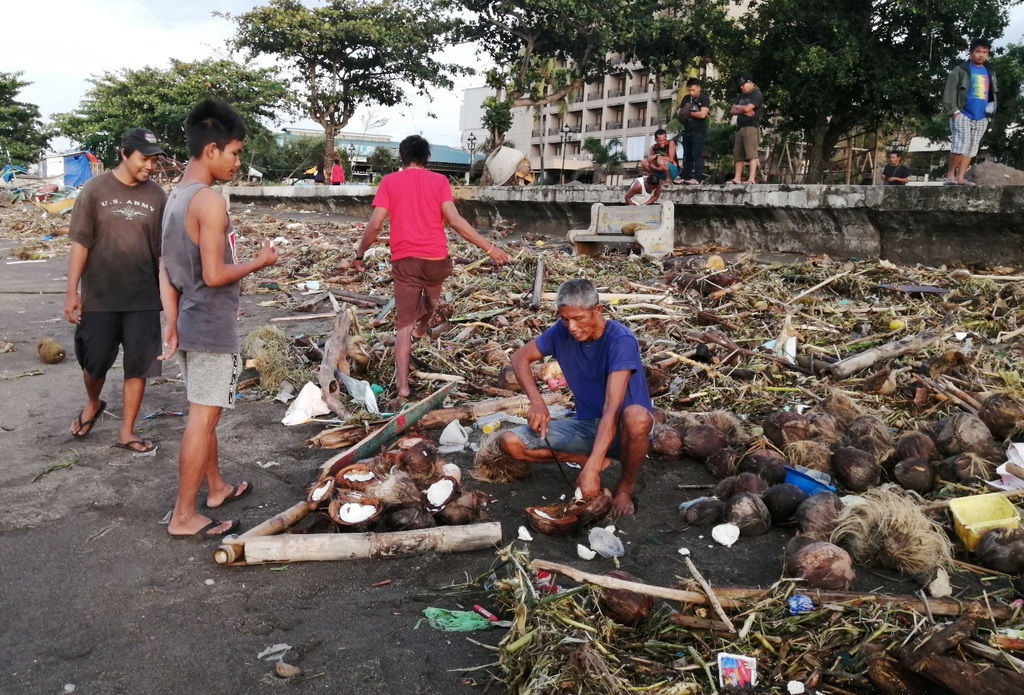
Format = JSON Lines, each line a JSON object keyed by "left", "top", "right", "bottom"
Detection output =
{"left": 737, "top": 74, "right": 754, "bottom": 86}
{"left": 121, "top": 128, "right": 165, "bottom": 156}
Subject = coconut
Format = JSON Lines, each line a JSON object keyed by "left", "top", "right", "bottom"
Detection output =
{"left": 893, "top": 457, "right": 936, "bottom": 494}
{"left": 975, "top": 527, "right": 1024, "bottom": 574}
{"left": 705, "top": 447, "right": 740, "bottom": 479}
{"left": 796, "top": 492, "right": 844, "bottom": 541}
{"left": 328, "top": 492, "right": 383, "bottom": 529}
{"left": 598, "top": 570, "right": 654, "bottom": 625}
{"left": 831, "top": 488, "right": 954, "bottom": 576}
{"left": 722, "top": 492, "right": 771, "bottom": 536}
{"left": 397, "top": 436, "right": 430, "bottom": 450}
{"left": 783, "top": 440, "right": 833, "bottom": 475}
{"left": 702, "top": 410, "right": 748, "bottom": 447}
{"left": 385, "top": 504, "right": 436, "bottom": 531}
{"left": 895, "top": 432, "right": 936, "bottom": 462}
{"left": 785, "top": 538, "right": 856, "bottom": 590}
{"left": 366, "top": 470, "right": 423, "bottom": 507}
{"left": 978, "top": 393, "right": 1024, "bottom": 440}
{"left": 439, "top": 462, "right": 462, "bottom": 482}
{"left": 683, "top": 425, "right": 729, "bottom": 461}
{"left": 846, "top": 416, "right": 894, "bottom": 465}
{"left": 940, "top": 452, "right": 996, "bottom": 483}
{"left": 305, "top": 478, "right": 335, "bottom": 509}
{"left": 650, "top": 424, "right": 685, "bottom": 459}
{"left": 738, "top": 450, "right": 787, "bottom": 485}
{"left": 821, "top": 389, "right": 864, "bottom": 427}
{"left": 36, "top": 337, "right": 66, "bottom": 364}
{"left": 762, "top": 411, "right": 811, "bottom": 449}
{"left": 401, "top": 439, "right": 439, "bottom": 481}
{"left": 936, "top": 413, "right": 1002, "bottom": 460}
{"left": 682, "top": 498, "right": 724, "bottom": 526}
{"left": 806, "top": 411, "right": 842, "bottom": 444}
{"left": 334, "top": 463, "right": 378, "bottom": 491}
{"left": 831, "top": 447, "right": 881, "bottom": 492}
{"left": 714, "top": 472, "right": 767, "bottom": 500}
{"left": 497, "top": 365, "right": 521, "bottom": 391}
{"left": 472, "top": 433, "right": 532, "bottom": 482}
{"left": 524, "top": 504, "right": 579, "bottom": 537}
{"left": 761, "top": 484, "right": 809, "bottom": 526}
{"left": 434, "top": 490, "right": 490, "bottom": 525}
{"left": 424, "top": 476, "right": 460, "bottom": 510}
{"left": 571, "top": 488, "right": 614, "bottom": 526}
{"left": 664, "top": 411, "right": 700, "bottom": 436}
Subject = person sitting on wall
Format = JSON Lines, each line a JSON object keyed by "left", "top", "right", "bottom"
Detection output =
{"left": 640, "top": 129, "right": 679, "bottom": 184}
{"left": 880, "top": 151, "right": 911, "bottom": 185}
{"left": 494, "top": 278, "right": 654, "bottom": 516}
{"left": 624, "top": 174, "right": 662, "bottom": 205}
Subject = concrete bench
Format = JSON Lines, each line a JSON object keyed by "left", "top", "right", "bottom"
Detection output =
{"left": 567, "top": 202, "right": 674, "bottom": 259}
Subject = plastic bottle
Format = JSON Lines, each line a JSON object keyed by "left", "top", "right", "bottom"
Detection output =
{"left": 475, "top": 412, "right": 508, "bottom": 434}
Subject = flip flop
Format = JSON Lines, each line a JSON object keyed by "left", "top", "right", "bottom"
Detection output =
{"left": 71, "top": 400, "right": 107, "bottom": 439}
{"left": 726, "top": 180, "right": 742, "bottom": 185}
{"left": 170, "top": 519, "right": 240, "bottom": 540}
{"left": 112, "top": 439, "right": 157, "bottom": 454}
{"left": 942, "top": 179, "right": 958, "bottom": 186}
{"left": 202, "top": 481, "right": 253, "bottom": 510}
{"left": 960, "top": 180, "right": 978, "bottom": 186}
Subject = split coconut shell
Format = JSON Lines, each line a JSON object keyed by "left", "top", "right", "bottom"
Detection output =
{"left": 683, "top": 425, "right": 729, "bottom": 461}
{"left": 722, "top": 492, "right": 771, "bottom": 536}
{"left": 36, "top": 337, "right": 66, "bottom": 364}
{"left": 762, "top": 411, "right": 811, "bottom": 449}
{"left": 569, "top": 488, "right": 614, "bottom": 527}
{"left": 978, "top": 393, "right": 1024, "bottom": 440}
{"left": 524, "top": 503, "right": 579, "bottom": 537}
{"left": 785, "top": 537, "right": 855, "bottom": 590}
{"left": 305, "top": 478, "right": 335, "bottom": 509}
{"left": 334, "top": 463, "right": 378, "bottom": 491}
{"left": 423, "top": 475, "right": 460, "bottom": 510}
{"left": 975, "top": 527, "right": 1024, "bottom": 574}
{"left": 893, "top": 457, "right": 936, "bottom": 494}
{"left": 328, "top": 491, "right": 383, "bottom": 530}
{"left": 795, "top": 491, "right": 843, "bottom": 541}
{"left": 761, "top": 484, "right": 809, "bottom": 526}
{"left": 831, "top": 447, "right": 881, "bottom": 492}
{"left": 598, "top": 570, "right": 654, "bottom": 625}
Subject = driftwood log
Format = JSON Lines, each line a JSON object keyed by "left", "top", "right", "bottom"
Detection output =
{"left": 318, "top": 308, "right": 355, "bottom": 417}
{"left": 417, "top": 392, "right": 567, "bottom": 429}
{"left": 828, "top": 331, "right": 941, "bottom": 379}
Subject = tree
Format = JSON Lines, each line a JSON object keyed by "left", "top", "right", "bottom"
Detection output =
{"left": 0, "top": 72, "right": 48, "bottom": 166}
{"left": 222, "top": 0, "right": 468, "bottom": 159}
{"left": 246, "top": 131, "right": 327, "bottom": 182}
{"left": 736, "top": 0, "right": 1013, "bottom": 183}
{"left": 52, "top": 59, "right": 290, "bottom": 166}
{"left": 581, "top": 136, "right": 625, "bottom": 183}
{"left": 368, "top": 146, "right": 398, "bottom": 176}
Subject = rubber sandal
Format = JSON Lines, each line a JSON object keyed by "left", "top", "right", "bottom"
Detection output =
{"left": 942, "top": 179, "right": 958, "bottom": 186}
{"left": 202, "top": 482, "right": 253, "bottom": 510}
{"left": 726, "top": 180, "right": 742, "bottom": 185}
{"left": 112, "top": 438, "right": 157, "bottom": 454}
{"left": 960, "top": 180, "right": 977, "bottom": 186}
{"left": 170, "top": 519, "right": 240, "bottom": 539}
{"left": 71, "top": 400, "right": 106, "bottom": 439}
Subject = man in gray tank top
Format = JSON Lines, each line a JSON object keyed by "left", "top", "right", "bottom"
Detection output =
{"left": 158, "top": 99, "right": 279, "bottom": 538}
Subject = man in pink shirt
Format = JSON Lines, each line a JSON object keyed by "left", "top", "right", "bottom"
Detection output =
{"left": 355, "top": 135, "right": 511, "bottom": 409}
{"left": 330, "top": 158, "right": 345, "bottom": 185}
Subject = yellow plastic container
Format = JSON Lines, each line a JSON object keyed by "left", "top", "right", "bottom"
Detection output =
{"left": 948, "top": 493, "right": 1021, "bottom": 552}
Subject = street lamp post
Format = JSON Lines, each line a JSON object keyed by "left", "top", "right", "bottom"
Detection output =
{"left": 347, "top": 144, "right": 356, "bottom": 179}
{"left": 560, "top": 124, "right": 572, "bottom": 184}
{"left": 466, "top": 133, "right": 477, "bottom": 185}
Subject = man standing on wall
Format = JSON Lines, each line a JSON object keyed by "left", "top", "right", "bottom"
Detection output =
{"left": 728, "top": 75, "right": 764, "bottom": 185}
{"left": 675, "top": 78, "right": 712, "bottom": 185}
{"left": 65, "top": 128, "right": 167, "bottom": 453}
{"left": 942, "top": 38, "right": 997, "bottom": 186}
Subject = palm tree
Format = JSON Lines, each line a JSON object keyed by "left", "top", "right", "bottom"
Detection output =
{"left": 582, "top": 137, "right": 626, "bottom": 183}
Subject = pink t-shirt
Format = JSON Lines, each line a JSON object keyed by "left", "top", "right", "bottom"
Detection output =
{"left": 372, "top": 167, "right": 453, "bottom": 261}
{"left": 331, "top": 164, "right": 345, "bottom": 184}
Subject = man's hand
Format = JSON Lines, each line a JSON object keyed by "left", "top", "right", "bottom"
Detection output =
{"left": 487, "top": 246, "right": 511, "bottom": 267}
{"left": 353, "top": 257, "right": 366, "bottom": 273}
{"left": 527, "top": 402, "right": 551, "bottom": 440}
{"left": 64, "top": 293, "right": 82, "bottom": 324}
{"left": 951, "top": 112, "right": 960, "bottom": 119}
{"left": 256, "top": 239, "right": 280, "bottom": 268}
{"left": 158, "top": 325, "right": 178, "bottom": 362}
{"left": 577, "top": 465, "right": 602, "bottom": 500}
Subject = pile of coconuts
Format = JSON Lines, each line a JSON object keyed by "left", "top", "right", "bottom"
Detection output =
{"left": 668, "top": 389, "right": 1024, "bottom": 584}
{"left": 305, "top": 436, "right": 491, "bottom": 532}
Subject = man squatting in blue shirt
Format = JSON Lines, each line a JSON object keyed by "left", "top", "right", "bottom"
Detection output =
{"left": 497, "top": 279, "right": 654, "bottom": 516}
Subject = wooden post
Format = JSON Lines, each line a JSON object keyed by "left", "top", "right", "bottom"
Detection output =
{"left": 829, "top": 332, "right": 941, "bottom": 380}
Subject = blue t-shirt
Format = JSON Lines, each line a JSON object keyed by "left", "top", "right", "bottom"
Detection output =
{"left": 535, "top": 319, "right": 653, "bottom": 420}
{"left": 962, "top": 64, "right": 991, "bottom": 120}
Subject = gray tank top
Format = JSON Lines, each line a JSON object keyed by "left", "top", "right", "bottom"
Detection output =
{"left": 161, "top": 183, "right": 240, "bottom": 353}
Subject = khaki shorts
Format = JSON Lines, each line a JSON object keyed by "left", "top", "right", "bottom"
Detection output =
{"left": 178, "top": 351, "right": 241, "bottom": 409}
{"left": 733, "top": 126, "right": 760, "bottom": 162}
{"left": 392, "top": 256, "right": 454, "bottom": 330}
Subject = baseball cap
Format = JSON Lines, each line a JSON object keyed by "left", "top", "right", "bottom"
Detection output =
{"left": 737, "top": 74, "right": 754, "bottom": 86}
{"left": 121, "top": 128, "right": 165, "bottom": 156}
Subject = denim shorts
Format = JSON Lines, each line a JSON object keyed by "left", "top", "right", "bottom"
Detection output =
{"left": 508, "top": 419, "right": 623, "bottom": 460}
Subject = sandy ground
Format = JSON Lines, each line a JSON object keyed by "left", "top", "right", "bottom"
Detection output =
{"left": 0, "top": 209, "right": 943, "bottom": 695}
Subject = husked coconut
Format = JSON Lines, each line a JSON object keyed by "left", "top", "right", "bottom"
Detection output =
{"left": 846, "top": 416, "right": 894, "bottom": 465}
{"left": 401, "top": 439, "right": 439, "bottom": 481}
{"left": 936, "top": 413, "right": 1001, "bottom": 460}
{"left": 682, "top": 498, "right": 724, "bottom": 526}
{"left": 939, "top": 453, "right": 996, "bottom": 483}
{"left": 893, "top": 457, "right": 936, "bottom": 494}
{"left": 821, "top": 389, "right": 864, "bottom": 427}
{"left": 738, "top": 450, "right": 787, "bottom": 485}
{"left": 715, "top": 472, "right": 767, "bottom": 500}
{"left": 722, "top": 492, "right": 771, "bottom": 536}
{"left": 702, "top": 410, "right": 748, "bottom": 447}
{"left": 975, "top": 527, "right": 1024, "bottom": 574}
{"left": 784, "top": 440, "right": 833, "bottom": 475}
{"left": 683, "top": 425, "right": 729, "bottom": 461}
{"left": 796, "top": 492, "right": 843, "bottom": 540}
{"left": 762, "top": 411, "right": 811, "bottom": 449}
{"left": 978, "top": 393, "right": 1024, "bottom": 440}
{"left": 831, "top": 447, "right": 881, "bottom": 492}
{"left": 435, "top": 490, "right": 490, "bottom": 525}
{"left": 761, "top": 484, "right": 809, "bottom": 526}
{"left": 785, "top": 538, "right": 855, "bottom": 589}
{"left": 651, "top": 424, "right": 685, "bottom": 459}
{"left": 385, "top": 504, "right": 436, "bottom": 531}
{"left": 895, "top": 432, "right": 936, "bottom": 462}
{"left": 706, "top": 447, "right": 740, "bottom": 479}
{"left": 598, "top": 570, "right": 654, "bottom": 624}
{"left": 806, "top": 411, "right": 842, "bottom": 444}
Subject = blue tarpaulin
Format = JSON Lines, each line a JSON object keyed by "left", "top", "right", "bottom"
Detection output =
{"left": 1, "top": 164, "right": 27, "bottom": 183}
{"left": 63, "top": 153, "right": 94, "bottom": 188}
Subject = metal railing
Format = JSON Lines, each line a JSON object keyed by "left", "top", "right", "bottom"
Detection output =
{"left": 586, "top": 91, "right": 604, "bottom": 101}
{"left": 585, "top": 123, "right": 602, "bottom": 132}
{"left": 531, "top": 129, "right": 541, "bottom": 137}
{"left": 605, "top": 121, "right": 624, "bottom": 130}
{"left": 629, "top": 84, "right": 649, "bottom": 95}
{"left": 607, "top": 89, "right": 625, "bottom": 98}
{"left": 626, "top": 118, "right": 645, "bottom": 128}
{"left": 650, "top": 117, "right": 668, "bottom": 126}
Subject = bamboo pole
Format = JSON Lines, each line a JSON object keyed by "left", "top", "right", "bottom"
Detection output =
{"left": 417, "top": 392, "right": 566, "bottom": 429}
{"left": 829, "top": 332, "right": 941, "bottom": 380}
{"left": 214, "top": 501, "right": 311, "bottom": 565}
{"left": 517, "top": 292, "right": 676, "bottom": 304}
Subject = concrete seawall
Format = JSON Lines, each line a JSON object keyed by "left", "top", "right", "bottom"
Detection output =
{"left": 223, "top": 183, "right": 1024, "bottom": 266}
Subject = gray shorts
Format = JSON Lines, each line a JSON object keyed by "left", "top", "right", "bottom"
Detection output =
{"left": 178, "top": 351, "right": 240, "bottom": 409}
{"left": 509, "top": 419, "right": 624, "bottom": 460}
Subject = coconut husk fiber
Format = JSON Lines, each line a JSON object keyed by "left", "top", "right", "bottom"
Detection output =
{"left": 821, "top": 389, "right": 865, "bottom": 427}
{"left": 242, "top": 325, "right": 316, "bottom": 391}
{"left": 472, "top": 432, "right": 533, "bottom": 482}
{"left": 831, "top": 488, "right": 954, "bottom": 576}
{"left": 784, "top": 440, "right": 833, "bottom": 474}
{"left": 702, "top": 410, "right": 748, "bottom": 448}
{"left": 806, "top": 411, "right": 843, "bottom": 444}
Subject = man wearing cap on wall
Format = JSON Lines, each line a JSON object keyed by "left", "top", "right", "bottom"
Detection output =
{"left": 65, "top": 128, "right": 167, "bottom": 453}
{"left": 728, "top": 75, "right": 764, "bottom": 185}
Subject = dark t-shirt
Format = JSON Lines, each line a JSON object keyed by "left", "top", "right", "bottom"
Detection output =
{"left": 69, "top": 172, "right": 166, "bottom": 312}
{"left": 535, "top": 320, "right": 652, "bottom": 420}
{"left": 735, "top": 88, "right": 764, "bottom": 128}
{"left": 677, "top": 94, "right": 712, "bottom": 132}
{"left": 882, "top": 164, "right": 910, "bottom": 184}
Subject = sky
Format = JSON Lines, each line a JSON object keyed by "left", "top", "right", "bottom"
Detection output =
{"left": 8, "top": 1, "right": 1024, "bottom": 154}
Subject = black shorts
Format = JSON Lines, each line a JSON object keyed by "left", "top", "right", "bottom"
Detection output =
{"left": 74, "top": 310, "right": 162, "bottom": 380}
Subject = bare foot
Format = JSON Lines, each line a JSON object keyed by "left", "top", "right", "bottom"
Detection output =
{"left": 611, "top": 489, "right": 636, "bottom": 516}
